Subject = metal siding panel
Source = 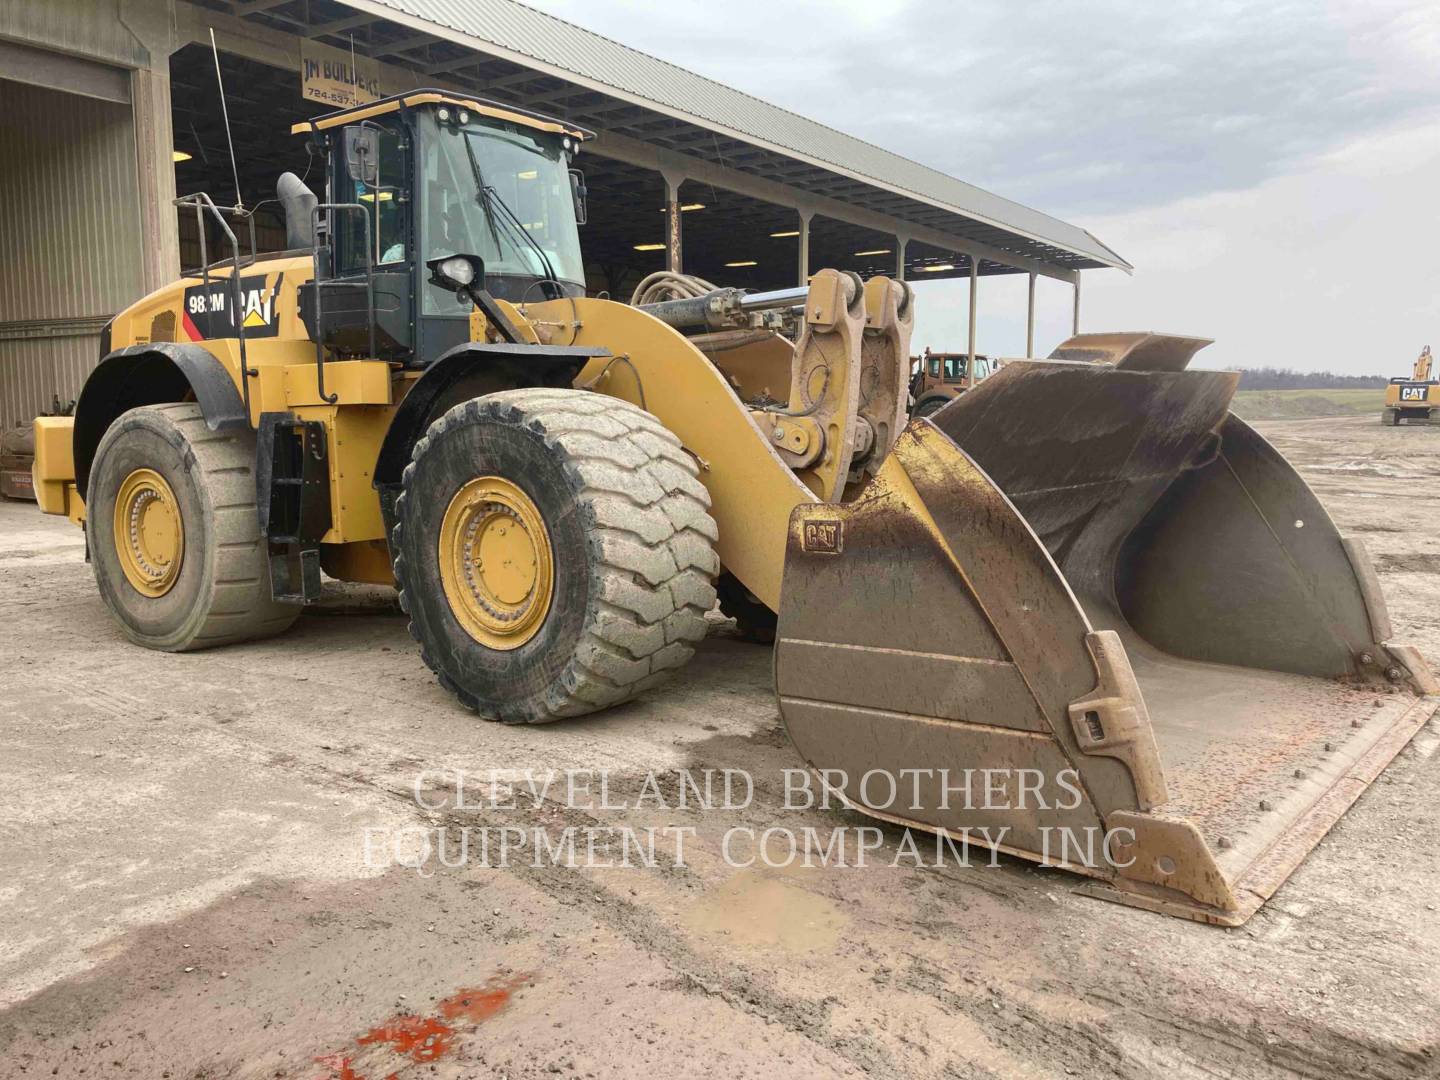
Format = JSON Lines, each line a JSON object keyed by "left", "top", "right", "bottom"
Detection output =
{"left": 340, "top": 0, "right": 1124, "bottom": 268}
{"left": 0, "top": 80, "right": 142, "bottom": 322}
{"left": 0, "top": 79, "right": 143, "bottom": 424}
{"left": 0, "top": 0, "right": 152, "bottom": 69}
{"left": 0, "top": 333, "right": 98, "bottom": 426}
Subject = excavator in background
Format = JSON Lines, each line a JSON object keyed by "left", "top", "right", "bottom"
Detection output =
{"left": 1383, "top": 345, "right": 1436, "bottom": 424}
{"left": 29, "top": 92, "right": 1437, "bottom": 926}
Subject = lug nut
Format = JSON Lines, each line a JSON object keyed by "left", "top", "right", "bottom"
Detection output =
{"left": 1359, "top": 651, "right": 1375, "bottom": 665}
{"left": 1386, "top": 667, "right": 1404, "bottom": 682}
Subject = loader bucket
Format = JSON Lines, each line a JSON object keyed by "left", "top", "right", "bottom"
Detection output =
{"left": 776, "top": 356, "right": 1439, "bottom": 924}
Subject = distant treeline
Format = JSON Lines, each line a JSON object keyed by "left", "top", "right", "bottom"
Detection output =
{"left": 1234, "top": 367, "right": 1388, "bottom": 390}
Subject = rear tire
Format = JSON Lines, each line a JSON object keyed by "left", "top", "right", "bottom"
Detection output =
{"left": 87, "top": 403, "right": 301, "bottom": 651}
{"left": 391, "top": 389, "right": 719, "bottom": 722}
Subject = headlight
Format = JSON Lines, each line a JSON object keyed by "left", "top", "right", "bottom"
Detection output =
{"left": 439, "top": 256, "right": 476, "bottom": 286}
{"left": 426, "top": 252, "right": 485, "bottom": 291}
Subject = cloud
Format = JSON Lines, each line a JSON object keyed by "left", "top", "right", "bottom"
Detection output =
{"left": 525, "top": 0, "right": 1440, "bottom": 215}
{"left": 909, "top": 111, "right": 1440, "bottom": 374}
{"left": 524, "top": 0, "right": 1440, "bottom": 372}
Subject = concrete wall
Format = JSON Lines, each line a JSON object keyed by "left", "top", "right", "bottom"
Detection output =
{"left": 0, "top": 79, "right": 144, "bottom": 426}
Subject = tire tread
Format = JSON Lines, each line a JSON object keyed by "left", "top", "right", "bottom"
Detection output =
{"left": 391, "top": 389, "right": 718, "bottom": 722}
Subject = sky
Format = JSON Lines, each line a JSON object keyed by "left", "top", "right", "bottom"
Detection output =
{"left": 526, "top": 0, "right": 1440, "bottom": 373}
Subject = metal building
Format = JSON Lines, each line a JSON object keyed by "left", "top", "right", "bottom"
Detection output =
{"left": 0, "top": 0, "right": 1127, "bottom": 429}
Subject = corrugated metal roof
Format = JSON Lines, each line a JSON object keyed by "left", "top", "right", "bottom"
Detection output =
{"left": 337, "top": 0, "right": 1129, "bottom": 271}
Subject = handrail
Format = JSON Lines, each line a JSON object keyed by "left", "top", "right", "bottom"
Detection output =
{"left": 173, "top": 192, "right": 258, "bottom": 421}
{"left": 309, "top": 203, "right": 377, "bottom": 405}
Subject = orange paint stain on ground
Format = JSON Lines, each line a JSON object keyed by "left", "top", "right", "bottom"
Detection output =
{"left": 357, "top": 1013, "right": 455, "bottom": 1061}
{"left": 438, "top": 974, "right": 532, "bottom": 1025}
{"left": 313, "top": 972, "right": 533, "bottom": 1079}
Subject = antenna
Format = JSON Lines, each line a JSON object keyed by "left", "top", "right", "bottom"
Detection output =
{"left": 209, "top": 28, "right": 244, "bottom": 211}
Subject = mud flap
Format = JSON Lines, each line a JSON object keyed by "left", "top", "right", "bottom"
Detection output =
{"left": 776, "top": 358, "right": 1438, "bottom": 925}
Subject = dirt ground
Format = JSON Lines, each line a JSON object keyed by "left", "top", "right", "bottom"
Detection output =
{"left": 1, "top": 413, "right": 1438, "bottom": 1080}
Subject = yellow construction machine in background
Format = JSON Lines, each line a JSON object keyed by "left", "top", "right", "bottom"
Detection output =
{"left": 1383, "top": 345, "right": 1437, "bottom": 424}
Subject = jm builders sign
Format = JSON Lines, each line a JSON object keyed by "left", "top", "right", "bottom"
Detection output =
{"left": 300, "top": 40, "right": 381, "bottom": 108}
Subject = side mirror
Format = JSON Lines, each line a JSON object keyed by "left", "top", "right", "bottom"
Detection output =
{"left": 569, "top": 169, "right": 588, "bottom": 226}
{"left": 343, "top": 126, "right": 380, "bottom": 187}
{"left": 426, "top": 253, "right": 485, "bottom": 293}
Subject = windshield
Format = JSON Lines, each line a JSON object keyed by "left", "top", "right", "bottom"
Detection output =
{"left": 419, "top": 112, "right": 584, "bottom": 312}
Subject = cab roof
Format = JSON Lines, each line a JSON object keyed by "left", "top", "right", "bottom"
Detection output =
{"left": 290, "top": 89, "right": 593, "bottom": 141}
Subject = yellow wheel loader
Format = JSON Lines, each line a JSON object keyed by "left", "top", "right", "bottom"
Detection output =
{"left": 31, "top": 92, "right": 1437, "bottom": 924}
{"left": 908, "top": 348, "right": 994, "bottom": 418}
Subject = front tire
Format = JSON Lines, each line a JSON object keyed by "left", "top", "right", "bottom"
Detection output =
{"left": 912, "top": 396, "right": 950, "bottom": 419}
{"left": 87, "top": 403, "right": 301, "bottom": 650}
{"left": 392, "top": 389, "right": 719, "bottom": 722}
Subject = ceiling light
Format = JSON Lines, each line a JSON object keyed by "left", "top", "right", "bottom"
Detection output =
{"left": 770, "top": 230, "right": 799, "bottom": 238}
{"left": 916, "top": 263, "right": 955, "bottom": 272}
{"left": 172, "top": 150, "right": 192, "bottom": 163}
{"left": 854, "top": 249, "right": 891, "bottom": 256}
{"left": 725, "top": 260, "right": 757, "bottom": 268}
{"left": 518, "top": 169, "right": 538, "bottom": 180}
{"left": 633, "top": 243, "right": 666, "bottom": 251}
{"left": 660, "top": 203, "right": 706, "bottom": 212}
{"left": 358, "top": 191, "right": 394, "bottom": 202}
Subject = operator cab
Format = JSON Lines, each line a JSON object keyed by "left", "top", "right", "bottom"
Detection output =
{"left": 286, "top": 90, "right": 593, "bottom": 366}
{"left": 926, "top": 353, "right": 991, "bottom": 383}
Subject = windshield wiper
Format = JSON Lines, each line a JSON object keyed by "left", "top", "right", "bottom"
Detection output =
{"left": 459, "top": 132, "right": 506, "bottom": 257}
{"left": 483, "top": 183, "right": 561, "bottom": 299}
{"left": 460, "top": 133, "right": 562, "bottom": 299}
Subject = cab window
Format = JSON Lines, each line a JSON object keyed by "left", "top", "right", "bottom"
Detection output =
{"left": 928, "top": 358, "right": 941, "bottom": 377}
{"left": 943, "top": 357, "right": 968, "bottom": 381}
{"left": 337, "top": 123, "right": 408, "bottom": 274}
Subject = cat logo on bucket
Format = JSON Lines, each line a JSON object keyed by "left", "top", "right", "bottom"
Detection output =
{"left": 802, "top": 519, "right": 844, "bottom": 555}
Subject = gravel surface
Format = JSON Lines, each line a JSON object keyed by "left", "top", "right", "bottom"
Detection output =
{"left": 1, "top": 414, "right": 1437, "bottom": 1079}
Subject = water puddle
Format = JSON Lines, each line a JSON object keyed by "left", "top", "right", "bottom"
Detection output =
{"left": 684, "top": 869, "right": 847, "bottom": 951}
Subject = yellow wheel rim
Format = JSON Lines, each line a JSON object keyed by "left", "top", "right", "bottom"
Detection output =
{"left": 438, "top": 476, "right": 554, "bottom": 650}
{"left": 113, "top": 467, "right": 184, "bottom": 597}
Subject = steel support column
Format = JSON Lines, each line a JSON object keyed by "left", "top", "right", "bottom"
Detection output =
{"left": 968, "top": 258, "right": 978, "bottom": 365}
{"left": 797, "top": 209, "right": 813, "bottom": 287}
{"left": 1073, "top": 273, "right": 1081, "bottom": 336}
{"left": 895, "top": 235, "right": 908, "bottom": 282}
{"left": 663, "top": 171, "right": 684, "bottom": 274}
{"left": 1026, "top": 271, "right": 1036, "bottom": 357}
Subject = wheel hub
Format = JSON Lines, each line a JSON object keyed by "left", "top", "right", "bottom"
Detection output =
{"left": 439, "top": 476, "right": 554, "bottom": 649}
{"left": 113, "top": 468, "right": 184, "bottom": 597}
